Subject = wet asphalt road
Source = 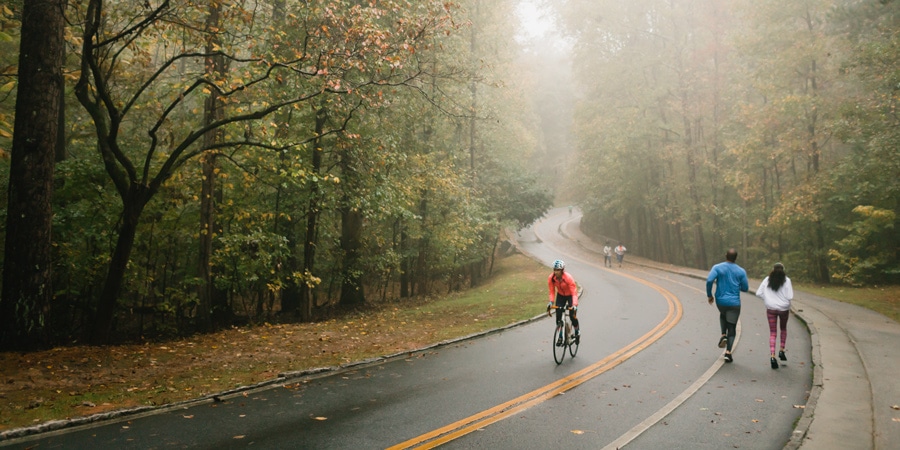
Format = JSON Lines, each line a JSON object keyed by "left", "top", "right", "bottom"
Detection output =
{"left": 1, "top": 209, "right": 811, "bottom": 449}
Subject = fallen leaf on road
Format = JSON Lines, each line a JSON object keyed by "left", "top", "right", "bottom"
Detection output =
{"left": 183, "top": 415, "right": 193, "bottom": 419}
{"left": 314, "top": 416, "right": 327, "bottom": 421}
{"left": 571, "top": 430, "right": 584, "bottom": 435}
{"left": 234, "top": 435, "right": 245, "bottom": 439}
{"left": 891, "top": 405, "right": 899, "bottom": 410}
{"left": 793, "top": 405, "right": 805, "bottom": 409}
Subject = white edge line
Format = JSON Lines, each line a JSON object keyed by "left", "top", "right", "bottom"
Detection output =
{"left": 601, "top": 321, "right": 741, "bottom": 450}
{"left": 533, "top": 209, "right": 741, "bottom": 449}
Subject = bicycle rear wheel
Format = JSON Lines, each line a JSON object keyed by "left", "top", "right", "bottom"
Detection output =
{"left": 552, "top": 323, "right": 566, "bottom": 364}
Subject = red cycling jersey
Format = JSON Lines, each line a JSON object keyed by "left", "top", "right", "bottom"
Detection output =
{"left": 548, "top": 271, "right": 578, "bottom": 306}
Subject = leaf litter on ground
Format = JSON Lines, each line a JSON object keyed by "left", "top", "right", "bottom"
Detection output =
{"left": 0, "top": 254, "right": 545, "bottom": 432}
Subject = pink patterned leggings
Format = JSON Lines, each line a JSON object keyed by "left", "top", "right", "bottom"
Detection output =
{"left": 767, "top": 309, "right": 790, "bottom": 355}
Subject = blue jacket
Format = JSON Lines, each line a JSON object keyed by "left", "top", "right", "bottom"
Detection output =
{"left": 706, "top": 261, "right": 749, "bottom": 307}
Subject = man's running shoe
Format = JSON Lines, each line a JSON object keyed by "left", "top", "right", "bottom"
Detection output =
{"left": 718, "top": 336, "right": 728, "bottom": 348}
{"left": 574, "top": 333, "right": 580, "bottom": 344}
{"left": 556, "top": 337, "right": 563, "bottom": 347}
{"left": 724, "top": 353, "right": 733, "bottom": 363}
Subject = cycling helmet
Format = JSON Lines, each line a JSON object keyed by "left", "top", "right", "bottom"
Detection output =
{"left": 552, "top": 259, "right": 565, "bottom": 270}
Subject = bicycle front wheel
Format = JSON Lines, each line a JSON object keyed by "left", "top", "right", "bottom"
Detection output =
{"left": 568, "top": 332, "right": 579, "bottom": 357}
{"left": 552, "top": 323, "right": 566, "bottom": 364}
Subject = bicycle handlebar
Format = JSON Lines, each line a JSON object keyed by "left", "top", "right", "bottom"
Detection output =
{"left": 547, "top": 304, "right": 574, "bottom": 317}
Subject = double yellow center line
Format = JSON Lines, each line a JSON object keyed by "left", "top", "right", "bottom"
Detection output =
{"left": 387, "top": 272, "right": 682, "bottom": 449}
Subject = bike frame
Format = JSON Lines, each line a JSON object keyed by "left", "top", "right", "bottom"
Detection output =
{"left": 550, "top": 305, "right": 579, "bottom": 364}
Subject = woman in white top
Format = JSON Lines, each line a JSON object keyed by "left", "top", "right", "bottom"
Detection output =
{"left": 755, "top": 262, "right": 793, "bottom": 369}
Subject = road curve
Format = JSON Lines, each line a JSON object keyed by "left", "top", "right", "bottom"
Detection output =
{"left": 508, "top": 209, "right": 810, "bottom": 450}
{"left": 0, "top": 209, "right": 814, "bottom": 450}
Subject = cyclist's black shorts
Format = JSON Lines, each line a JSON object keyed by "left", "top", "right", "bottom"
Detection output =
{"left": 555, "top": 294, "right": 573, "bottom": 322}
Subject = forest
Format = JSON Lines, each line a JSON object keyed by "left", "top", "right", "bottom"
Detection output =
{"left": 0, "top": 0, "right": 555, "bottom": 348}
{"left": 0, "top": 0, "right": 897, "bottom": 350}
{"left": 554, "top": 0, "right": 899, "bottom": 286}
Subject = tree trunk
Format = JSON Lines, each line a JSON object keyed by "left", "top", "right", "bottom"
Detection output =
{"left": 277, "top": 175, "right": 301, "bottom": 316}
{"left": 198, "top": 149, "right": 229, "bottom": 329}
{"left": 340, "top": 207, "right": 365, "bottom": 305}
{"left": 268, "top": 0, "right": 305, "bottom": 316}
{"left": 416, "top": 196, "right": 429, "bottom": 296}
{"left": 338, "top": 141, "right": 365, "bottom": 306}
{"left": 806, "top": 58, "right": 830, "bottom": 283}
{"left": 56, "top": 47, "right": 67, "bottom": 164}
{"left": 399, "top": 222, "right": 410, "bottom": 298}
{"left": 299, "top": 106, "right": 328, "bottom": 321}
{"left": 0, "top": 0, "right": 65, "bottom": 350}
{"left": 681, "top": 96, "right": 708, "bottom": 270}
{"left": 197, "top": 1, "right": 228, "bottom": 331}
{"left": 91, "top": 191, "right": 148, "bottom": 343}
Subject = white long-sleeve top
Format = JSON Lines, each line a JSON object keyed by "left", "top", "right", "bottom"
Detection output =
{"left": 755, "top": 276, "right": 793, "bottom": 311}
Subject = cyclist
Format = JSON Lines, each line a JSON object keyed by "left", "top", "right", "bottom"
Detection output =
{"left": 547, "top": 259, "right": 580, "bottom": 343}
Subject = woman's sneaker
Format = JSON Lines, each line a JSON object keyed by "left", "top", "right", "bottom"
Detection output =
{"left": 779, "top": 350, "right": 787, "bottom": 361}
{"left": 771, "top": 357, "right": 779, "bottom": 369}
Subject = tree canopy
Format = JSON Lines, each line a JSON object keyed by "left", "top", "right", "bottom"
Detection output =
{"left": 556, "top": 0, "right": 899, "bottom": 285}
{"left": 2, "top": 0, "right": 898, "bottom": 349}
{"left": 0, "top": 0, "right": 551, "bottom": 348}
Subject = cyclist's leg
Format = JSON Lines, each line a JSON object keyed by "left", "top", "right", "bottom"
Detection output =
{"left": 555, "top": 301, "right": 564, "bottom": 325}
{"left": 555, "top": 295, "right": 569, "bottom": 324}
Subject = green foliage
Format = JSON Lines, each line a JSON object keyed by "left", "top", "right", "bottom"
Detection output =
{"left": 479, "top": 162, "right": 554, "bottom": 228}
{"left": 212, "top": 228, "right": 293, "bottom": 315}
{"left": 828, "top": 206, "right": 898, "bottom": 286}
{"left": 2, "top": 0, "right": 895, "bottom": 352}
{"left": 1, "top": 0, "right": 714, "bottom": 344}
{"left": 0, "top": 1, "right": 19, "bottom": 155}
{"left": 555, "top": 0, "right": 900, "bottom": 283}
{"left": 49, "top": 157, "right": 121, "bottom": 338}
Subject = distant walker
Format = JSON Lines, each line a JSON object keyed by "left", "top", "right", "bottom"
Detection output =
{"left": 614, "top": 243, "right": 627, "bottom": 268}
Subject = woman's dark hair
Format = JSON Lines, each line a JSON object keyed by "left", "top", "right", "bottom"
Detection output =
{"left": 768, "top": 263, "right": 787, "bottom": 292}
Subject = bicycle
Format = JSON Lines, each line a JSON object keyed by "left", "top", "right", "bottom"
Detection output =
{"left": 549, "top": 305, "right": 579, "bottom": 364}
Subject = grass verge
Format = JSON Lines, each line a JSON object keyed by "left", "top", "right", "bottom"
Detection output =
{"left": 795, "top": 283, "right": 900, "bottom": 324}
{"left": 1, "top": 253, "right": 896, "bottom": 434}
{"left": 0, "top": 254, "right": 549, "bottom": 432}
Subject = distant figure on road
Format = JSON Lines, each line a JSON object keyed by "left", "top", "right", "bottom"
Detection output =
{"left": 568, "top": 205, "right": 573, "bottom": 216}
{"left": 614, "top": 243, "right": 626, "bottom": 267}
{"left": 603, "top": 241, "right": 613, "bottom": 267}
{"left": 756, "top": 262, "right": 794, "bottom": 369}
{"left": 547, "top": 259, "right": 580, "bottom": 342}
{"left": 706, "top": 248, "right": 749, "bottom": 363}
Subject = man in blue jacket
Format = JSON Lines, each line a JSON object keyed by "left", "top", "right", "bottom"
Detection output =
{"left": 706, "top": 248, "right": 749, "bottom": 363}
